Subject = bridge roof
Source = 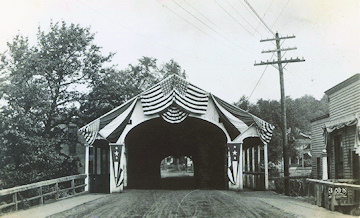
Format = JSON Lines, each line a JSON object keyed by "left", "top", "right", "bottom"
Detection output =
{"left": 79, "top": 75, "right": 274, "bottom": 146}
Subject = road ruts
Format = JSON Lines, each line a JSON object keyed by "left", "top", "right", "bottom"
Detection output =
{"left": 49, "top": 190, "right": 296, "bottom": 218}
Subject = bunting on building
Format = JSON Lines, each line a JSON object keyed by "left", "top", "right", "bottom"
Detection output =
{"left": 161, "top": 104, "right": 189, "bottom": 124}
{"left": 211, "top": 94, "right": 274, "bottom": 143}
{"left": 79, "top": 97, "right": 137, "bottom": 145}
{"left": 251, "top": 115, "right": 275, "bottom": 145}
{"left": 227, "top": 143, "right": 241, "bottom": 185}
{"left": 79, "top": 74, "right": 274, "bottom": 146}
{"left": 140, "top": 75, "right": 208, "bottom": 116}
{"left": 111, "top": 144, "right": 124, "bottom": 187}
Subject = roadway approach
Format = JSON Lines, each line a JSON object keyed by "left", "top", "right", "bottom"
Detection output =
{"left": 3, "top": 189, "right": 353, "bottom": 218}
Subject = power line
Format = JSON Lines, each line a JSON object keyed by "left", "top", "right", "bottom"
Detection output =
{"left": 159, "top": 1, "right": 260, "bottom": 57}
{"left": 213, "top": 0, "right": 256, "bottom": 38}
{"left": 252, "top": 0, "right": 274, "bottom": 35}
{"left": 243, "top": 0, "right": 274, "bottom": 36}
{"left": 173, "top": 0, "right": 256, "bottom": 56}
{"left": 172, "top": 1, "right": 238, "bottom": 48}
{"left": 271, "top": 0, "right": 290, "bottom": 28}
{"left": 224, "top": 0, "right": 263, "bottom": 38}
{"left": 247, "top": 52, "right": 275, "bottom": 101}
{"left": 76, "top": 0, "right": 179, "bottom": 54}
{"left": 183, "top": 0, "right": 233, "bottom": 40}
{"left": 158, "top": 1, "right": 220, "bottom": 43}
{"left": 75, "top": 0, "right": 245, "bottom": 68}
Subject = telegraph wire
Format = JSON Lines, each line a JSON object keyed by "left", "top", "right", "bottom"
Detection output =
{"left": 76, "top": 0, "right": 182, "bottom": 55}
{"left": 158, "top": 1, "right": 220, "bottom": 43}
{"left": 172, "top": 1, "right": 235, "bottom": 45}
{"left": 75, "top": 0, "right": 245, "bottom": 68}
{"left": 243, "top": 0, "right": 274, "bottom": 36}
{"left": 247, "top": 53, "right": 275, "bottom": 101}
{"left": 172, "top": 0, "right": 256, "bottom": 55}
{"left": 159, "top": 1, "right": 260, "bottom": 57}
{"left": 182, "top": 0, "right": 261, "bottom": 56}
{"left": 271, "top": 0, "right": 290, "bottom": 28}
{"left": 224, "top": 0, "right": 264, "bottom": 38}
{"left": 252, "top": 0, "right": 274, "bottom": 35}
{"left": 183, "top": 0, "right": 233, "bottom": 40}
{"left": 214, "top": 0, "right": 256, "bottom": 38}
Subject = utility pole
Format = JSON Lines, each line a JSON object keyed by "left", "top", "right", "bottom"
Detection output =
{"left": 254, "top": 32, "right": 304, "bottom": 196}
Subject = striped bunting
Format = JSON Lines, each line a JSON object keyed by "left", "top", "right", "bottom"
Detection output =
{"left": 112, "top": 145, "right": 124, "bottom": 188}
{"left": 78, "top": 118, "right": 100, "bottom": 146}
{"left": 161, "top": 104, "right": 189, "bottom": 124}
{"left": 79, "top": 98, "right": 137, "bottom": 146}
{"left": 251, "top": 115, "right": 275, "bottom": 144}
{"left": 141, "top": 75, "right": 208, "bottom": 116}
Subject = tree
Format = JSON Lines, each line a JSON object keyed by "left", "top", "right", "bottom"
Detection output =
{"left": 79, "top": 57, "right": 187, "bottom": 125}
{"left": 0, "top": 21, "right": 113, "bottom": 188}
{"left": 235, "top": 95, "right": 328, "bottom": 164}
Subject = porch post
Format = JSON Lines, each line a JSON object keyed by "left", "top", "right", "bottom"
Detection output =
{"left": 109, "top": 145, "right": 115, "bottom": 193}
{"left": 252, "top": 146, "right": 255, "bottom": 189}
{"left": 258, "top": 145, "right": 261, "bottom": 190}
{"left": 264, "top": 143, "right": 269, "bottom": 190}
{"left": 322, "top": 149, "right": 328, "bottom": 180}
{"left": 85, "top": 146, "right": 89, "bottom": 192}
{"left": 247, "top": 148, "right": 250, "bottom": 187}
{"left": 257, "top": 145, "right": 261, "bottom": 172}
{"left": 238, "top": 143, "right": 243, "bottom": 190}
{"left": 243, "top": 149, "right": 246, "bottom": 188}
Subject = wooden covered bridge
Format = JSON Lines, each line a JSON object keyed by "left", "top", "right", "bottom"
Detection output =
{"left": 79, "top": 75, "right": 275, "bottom": 193}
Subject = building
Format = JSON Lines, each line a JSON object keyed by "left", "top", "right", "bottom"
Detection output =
{"left": 324, "top": 74, "right": 360, "bottom": 181}
{"left": 310, "top": 74, "right": 360, "bottom": 211}
{"left": 310, "top": 114, "right": 329, "bottom": 179}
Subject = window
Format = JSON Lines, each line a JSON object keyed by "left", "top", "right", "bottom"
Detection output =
{"left": 334, "top": 134, "right": 343, "bottom": 179}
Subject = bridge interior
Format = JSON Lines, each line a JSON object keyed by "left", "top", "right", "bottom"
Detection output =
{"left": 125, "top": 117, "right": 228, "bottom": 190}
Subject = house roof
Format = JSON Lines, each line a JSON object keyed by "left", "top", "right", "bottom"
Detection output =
{"left": 310, "top": 113, "right": 329, "bottom": 123}
{"left": 325, "top": 74, "right": 360, "bottom": 96}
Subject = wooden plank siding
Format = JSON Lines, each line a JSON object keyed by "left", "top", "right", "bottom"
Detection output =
{"left": 324, "top": 75, "right": 360, "bottom": 181}
{"left": 328, "top": 80, "right": 360, "bottom": 121}
{"left": 310, "top": 115, "right": 329, "bottom": 178}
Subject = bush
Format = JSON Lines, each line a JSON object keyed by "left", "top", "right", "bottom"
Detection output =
{"left": 273, "top": 177, "right": 310, "bottom": 197}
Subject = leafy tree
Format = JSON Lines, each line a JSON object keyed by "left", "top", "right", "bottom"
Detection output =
{"left": 235, "top": 95, "right": 328, "bottom": 164}
{"left": 0, "top": 21, "right": 113, "bottom": 188}
{"left": 79, "top": 57, "right": 187, "bottom": 125}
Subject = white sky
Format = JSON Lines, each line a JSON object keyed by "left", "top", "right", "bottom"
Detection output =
{"left": 0, "top": 0, "right": 359, "bottom": 104}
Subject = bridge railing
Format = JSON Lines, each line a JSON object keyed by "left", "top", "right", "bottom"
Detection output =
{"left": 0, "top": 174, "right": 87, "bottom": 214}
{"left": 306, "top": 178, "right": 360, "bottom": 212}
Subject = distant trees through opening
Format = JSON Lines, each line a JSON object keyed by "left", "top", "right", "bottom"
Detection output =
{"left": 160, "top": 156, "right": 194, "bottom": 189}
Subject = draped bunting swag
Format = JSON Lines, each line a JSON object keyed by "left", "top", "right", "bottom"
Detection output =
{"left": 79, "top": 75, "right": 274, "bottom": 146}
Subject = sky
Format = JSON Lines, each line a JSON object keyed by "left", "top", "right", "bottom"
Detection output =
{"left": 0, "top": 0, "right": 359, "bottom": 104}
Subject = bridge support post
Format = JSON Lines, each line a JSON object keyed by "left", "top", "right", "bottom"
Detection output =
{"left": 85, "top": 146, "right": 89, "bottom": 192}
{"left": 238, "top": 143, "right": 243, "bottom": 190}
{"left": 252, "top": 146, "right": 255, "bottom": 189}
{"left": 264, "top": 143, "right": 269, "bottom": 190}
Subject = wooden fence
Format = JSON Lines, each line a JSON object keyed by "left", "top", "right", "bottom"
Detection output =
{"left": 0, "top": 174, "right": 87, "bottom": 213}
{"left": 307, "top": 178, "right": 360, "bottom": 212}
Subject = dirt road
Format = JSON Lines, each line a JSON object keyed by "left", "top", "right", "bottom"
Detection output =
{"left": 49, "top": 190, "right": 296, "bottom": 218}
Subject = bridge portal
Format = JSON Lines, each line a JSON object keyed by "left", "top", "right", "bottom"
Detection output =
{"left": 126, "top": 117, "right": 227, "bottom": 189}
{"left": 79, "top": 75, "right": 274, "bottom": 193}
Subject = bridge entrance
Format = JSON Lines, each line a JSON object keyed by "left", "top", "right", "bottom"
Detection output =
{"left": 79, "top": 75, "right": 274, "bottom": 193}
{"left": 125, "top": 117, "right": 227, "bottom": 190}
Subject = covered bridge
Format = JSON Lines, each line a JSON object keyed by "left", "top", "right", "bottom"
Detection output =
{"left": 79, "top": 75, "right": 274, "bottom": 193}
